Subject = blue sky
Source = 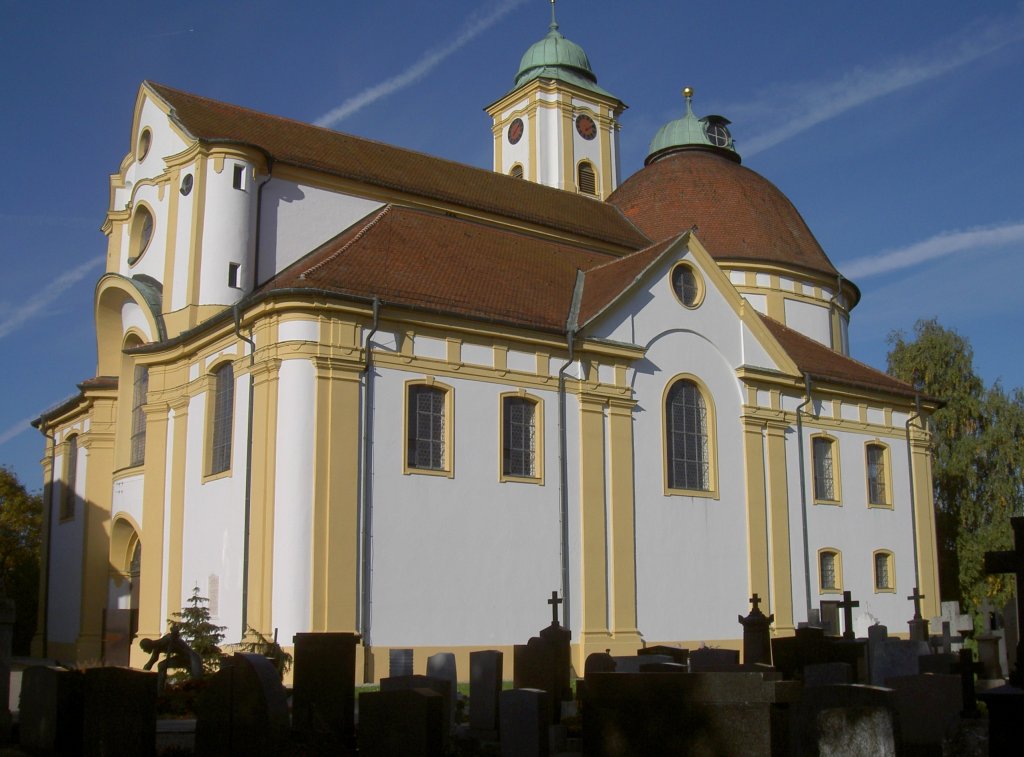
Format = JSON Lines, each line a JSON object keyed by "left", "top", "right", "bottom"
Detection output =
{"left": 2, "top": 0, "right": 1023, "bottom": 488}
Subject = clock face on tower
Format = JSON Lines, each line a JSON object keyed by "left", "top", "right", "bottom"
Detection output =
{"left": 575, "top": 114, "right": 597, "bottom": 140}
{"left": 508, "top": 118, "right": 524, "bottom": 145}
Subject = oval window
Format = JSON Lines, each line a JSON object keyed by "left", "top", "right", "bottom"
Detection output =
{"left": 128, "top": 206, "right": 154, "bottom": 265}
{"left": 671, "top": 263, "right": 703, "bottom": 307}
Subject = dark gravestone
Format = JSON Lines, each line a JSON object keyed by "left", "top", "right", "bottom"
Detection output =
{"left": 18, "top": 666, "right": 84, "bottom": 754}
{"left": 638, "top": 662, "right": 689, "bottom": 673}
{"left": 584, "top": 651, "right": 616, "bottom": 676}
{"left": 830, "top": 638, "right": 870, "bottom": 684}
{"left": 380, "top": 674, "right": 453, "bottom": 741}
{"left": 803, "top": 662, "right": 853, "bottom": 687}
{"left": 426, "top": 652, "right": 458, "bottom": 724}
{"left": 819, "top": 600, "right": 840, "bottom": 637}
{"left": 792, "top": 684, "right": 899, "bottom": 757}
{"left": 469, "top": 650, "right": 502, "bottom": 736}
{"left": 886, "top": 674, "right": 961, "bottom": 752}
{"left": 918, "top": 652, "right": 956, "bottom": 675}
{"left": 906, "top": 587, "right": 930, "bottom": 642}
{"left": 102, "top": 608, "right": 133, "bottom": 666}
{"left": 389, "top": 647, "right": 414, "bottom": 677}
{"left": 951, "top": 648, "right": 983, "bottom": 718}
{"left": 513, "top": 637, "right": 571, "bottom": 724}
{"left": 771, "top": 625, "right": 831, "bottom": 679}
{"left": 739, "top": 593, "right": 774, "bottom": 665}
{"left": 499, "top": 688, "right": 549, "bottom": 757}
{"left": 291, "top": 632, "right": 358, "bottom": 750}
{"left": 838, "top": 590, "right": 860, "bottom": 640}
{"left": 637, "top": 645, "right": 689, "bottom": 666}
{"left": 82, "top": 667, "right": 157, "bottom": 757}
{"left": 582, "top": 671, "right": 798, "bottom": 756}
{"left": 194, "top": 653, "right": 290, "bottom": 756}
{"left": 360, "top": 688, "right": 444, "bottom": 757}
{"left": 611, "top": 654, "right": 671, "bottom": 673}
{"left": 688, "top": 646, "right": 741, "bottom": 672}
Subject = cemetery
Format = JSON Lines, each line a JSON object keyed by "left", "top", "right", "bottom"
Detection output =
{"left": 1, "top": 519, "right": 1023, "bottom": 755}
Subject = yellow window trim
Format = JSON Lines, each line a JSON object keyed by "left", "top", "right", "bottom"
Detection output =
{"left": 202, "top": 358, "right": 236, "bottom": 480}
{"left": 669, "top": 260, "right": 706, "bottom": 310}
{"left": 403, "top": 377, "right": 455, "bottom": 478}
{"left": 498, "top": 390, "right": 545, "bottom": 484}
{"left": 662, "top": 373, "right": 719, "bottom": 499}
{"left": 817, "top": 547, "right": 843, "bottom": 594}
{"left": 873, "top": 549, "right": 896, "bottom": 593}
{"left": 865, "top": 440, "right": 893, "bottom": 509}
{"left": 810, "top": 433, "right": 842, "bottom": 505}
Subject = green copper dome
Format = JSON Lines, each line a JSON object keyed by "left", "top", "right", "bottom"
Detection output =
{"left": 510, "top": 5, "right": 618, "bottom": 101}
{"left": 647, "top": 88, "right": 740, "bottom": 165}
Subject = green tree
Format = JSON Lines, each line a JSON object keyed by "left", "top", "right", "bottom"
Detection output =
{"left": 170, "top": 585, "right": 226, "bottom": 674}
{"left": 0, "top": 466, "right": 42, "bottom": 654}
{"left": 887, "top": 319, "right": 1024, "bottom": 618}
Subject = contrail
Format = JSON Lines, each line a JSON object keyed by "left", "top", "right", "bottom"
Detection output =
{"left": 842, "top": 222, "right": 1024, "bottom": 280}
{"left": 314, "top": 0, "right": 528, "bottom": 128}
{"left": 0, "top": 256, "right": 104, "bottom": 341}
{"left": 738, "top": 10, "right": 1024, "bottom": 157}
{"left": 0, "top": 415, "right": 37, "bottom": 447}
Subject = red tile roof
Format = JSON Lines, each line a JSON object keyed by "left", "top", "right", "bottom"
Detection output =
{"left": 577, "top": 236, "right": 682, "bottom": 326}
{"left": 759, "top": 315, "right": 918, "bottom": 398}
{"left": 607, "top": 150, "right": 840, "bottom": 279}
{"left": 147, "top": 82, "right": 650, "bottom": 251}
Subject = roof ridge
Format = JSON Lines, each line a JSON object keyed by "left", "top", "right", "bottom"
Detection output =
{"left": 299, "top": 205, "right": 394, "bottom": 280}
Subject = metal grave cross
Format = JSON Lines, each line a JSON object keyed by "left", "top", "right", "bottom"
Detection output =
{"left": 548, "top": 590, "right": 563, "bottom": 626}
{"left": 907, "top": 587, "right": 926, "bottom": 620}
{"left": 951, "top": 648, "right": 984, "bottom": 718}
{"left": 837, "top": 590, "right": 860, "bottom": 640}
{"left": 749, "top": 593, "right": 762, "bottom": 613}
{"left": 983, "top": 516, "right": 1024, "bottom": 686}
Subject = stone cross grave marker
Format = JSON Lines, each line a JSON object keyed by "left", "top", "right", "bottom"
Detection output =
{"left": 838, "top": 590, "right": 860, "bottom": 640}
{"left": 983, "top": 515, "right": 1024, "bottom": 686}
{"left": 907, "top": 587, "right": 929, "bottom": 642}
{"left": 907, "top": 587, "right": 925, "bottom": 620}
{"left": 548, "top": 590, "right": 562, "bottom": 626}
{"left": 950, "top": 648, "right": 983, "bottom": 718}
{"left": 738, "top": 593, "right": 774, "bottom": 666}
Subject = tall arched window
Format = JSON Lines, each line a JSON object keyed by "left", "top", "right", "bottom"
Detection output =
{"left": 818, "top": 548, "right": 842, "bottom": 593}
{"left": 666, "top": 379, "right": 711, "bottom": 492}
{"left": 406, "top": 382, "right": 452, "bottom": 474}
{"left": 209, "top": 363, "right": 234, "bottom": 475}
{"left": 866, "top": 443, "right": 890, "bottom": 507}
{"left": 577, "top": 161, "right": 597, "bottom": 196}
{"left": 502, "top": 394, "right": 542, "bottom": 480}
{"left": 62, "top": 434, "right": 78, "bottom": 520}
{"left": 130, "top": 365, "right": 148, "bottom": 467}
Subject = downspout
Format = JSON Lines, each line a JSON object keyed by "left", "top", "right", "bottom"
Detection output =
{"left": 904, "top": 395, "right": 923, "bottom": 591}
{"left": 39, "top": 427, "right": 57, "bottom": 657}
{"left": 828, "top": 274, "right": 845, "bottom": 352}
{"left": 234, "top": 304, "right": 257, "bottom": 633}
{"left": 251, "top": 157, "right": 273, "bottom": 288}
{"left": 558, "top": 271, "right": 585, "bottom": 632}
{"left": 795, "top": 373, "right": 814, "bottom": 619}
{"left": 358, "top": 297, "right": 380, "bottom": 680}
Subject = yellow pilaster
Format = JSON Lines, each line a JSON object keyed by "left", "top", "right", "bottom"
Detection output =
{"left": 311, "top": 355, "right": 363, "bottom": 632}
{"left": 246, "top": 357, "right": 281, "bottom": 634}
{"left": 578, "top": 394, "right": 612, "bottom": 664}
{"left": 164, "top": 395, "right": 190, "bottom": 620}
{"left": 909, "top": 422, "right": 941, "bottom": 618}
{"left": 136, "top": 400, "right": 171, "bottom": 644}
{"left": 766, "top": 422, "right": 795, "bottom": 632}
{"left": 607, "top": 399, "right": 642, "bottom": 651}
{"left": 741, "top": 417, "right": 771, "bottom": 611}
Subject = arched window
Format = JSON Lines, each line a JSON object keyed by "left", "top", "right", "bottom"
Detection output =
{"left": 509, "top": 164, "right": 524, "bottom": 179}
{"left": 866, "top": 443, "right": 890, "bottom": 507}
{"left": 812, "top": 435, "right": 840, "bottom": 502}
{"left": 406, "top": 382, "right": 452, "bottom": 474}
{"left": 130, "top": 365, "right": 148, "bottom": 466}
{"left": 665, "top": 379, "right": 712, "bottom": 492}
{"left": 502, "top": 394, "right": 542, "bottom": 480}
{"left": 208, "top": 363, "right": 234, "bottom": 475}
{"left": 577, "top": 161, "right": 597, "bottom": 196}
{"left": 818, "top": 548, "right": 842, "bottom": 593}
{"left": 873, "top": 550, "right": 895, "bottom": 592}
{"left": 62, "top": 434, "right": 78, "bottom": 520}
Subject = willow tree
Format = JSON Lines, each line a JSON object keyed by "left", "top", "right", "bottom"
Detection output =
{"left": 888, "top": 319, "right": 1024, "bottom": 617}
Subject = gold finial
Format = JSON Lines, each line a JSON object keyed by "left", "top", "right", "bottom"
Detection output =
{"left": 683, "top": 87, "right": 694, "bottom": 99}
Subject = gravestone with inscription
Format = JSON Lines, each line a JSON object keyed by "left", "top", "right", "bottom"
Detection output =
{"left": 291, "top": 632, "right": 358, "bottom": 750}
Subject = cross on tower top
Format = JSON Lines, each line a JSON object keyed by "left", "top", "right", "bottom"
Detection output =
{"left": 837, "top": 590, "right": 860, "bottom": 640}
{"left": 907, "top": 587, "right": 926, "bottom": 620}
{"left": 548, "top": 590, "right": 563, "bottom": 626}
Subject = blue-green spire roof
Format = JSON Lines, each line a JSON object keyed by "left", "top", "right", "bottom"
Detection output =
{"left": 647, "top": 87, "right": 740, "bottom": 165}
{"left": 511, "top": 2, "right": 619, "bottom": 101}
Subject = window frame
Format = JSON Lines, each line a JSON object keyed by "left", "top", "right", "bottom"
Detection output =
{"left": 662, "top": 374, "right": 718, "bottom": 498}
{"left": 865, "top": 441, "right": 892, "bottom": 508}
{"left": 509, "top": 163, "right": 524, "bottom": 180}
{"left": 61, "top": 434, "right": 78, "bottom": 521}
{"left": 403, "top": 379, "right": 454, "bottom": 478}
{"left": 811, "top": 434, "right": 841, "bottom": 505}
{"left": 499, "top": 391, "right": 544, "bottom": 484}
{"left": 127, "top": 202, "right": 155, "bottom": 266}
{"left": 817, "top": 548, "right": 843, "bottom": 594}
{"left": 873, "top": 549, "right": 895, "bottom": 593}
{"left": 129, "top": 364, "right": 149, "bottom": 467}
{"left": 669, "top": 261, "right": 705, "bottom": 309}
{"left": 205, "top": 360, "right": 235, "bottom": 479}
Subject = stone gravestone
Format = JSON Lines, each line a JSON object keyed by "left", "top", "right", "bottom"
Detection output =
{"left": 499, "top": 688, "right": 549, "bottom": 757}
{"left": 194, "top": 653, "right": 290, "bottom": 756}
{"left": 739, "top": 593, "right": 774, "bottom": 665}
{"left": 637, "top": 645, "right": 689, "bottom": 666}
{"left": 793, "top": 684, "right": 899, "bottom": 757}
{"left": 951, "top": 648, "right": 983, "bottom": 718}
{"left": 803, "top": 662, "right": 853, "bottom": 688}
{"left": 82, "top": 666, "right": 158, "bottom": 757}
{"left": 390, "top": 647, "right": 414, "bottom": 677}
{"left": 291, "top": 632, "right": 358, "bottom": 751}
{"left": 0, "top": 598, "right": 13, "bottom": 743}
{"left": 868, "top": 636, "right": 927, "bottom": 687}
{"left": 359, "top": 687, "right": 444, "bottom": 757}
{"left": 771, "top": 625, "right": 831, "bottom": 680}
{"left": 838, "top": 590, "right": 860, "bottom": 640}
{"left": 381, "top": 674, "right": 453, "bottom": 740}
{"left": 426, "top": 652, "right": 458, "bottom": 724}
{"left": 469, "top": 650, "right": 502, "bottom": 737}
{"left": 906, "top": 587, "right": 929, "bottom": 642}
{"left": 819, "top": 600, "right": 840, "bottom": 637}
{"left": 688, "top": 646, "right": 741, "bottom": 671}
{"left": 18, "top": 666, "right": 84, "bottom": 754}
{"left": 611, "top": 654, "right": 671, "bottom": 673}
{"left": 886, "top": 673, "right": 962, "bottom": 752}
{"left": 512, "top": 591, "right": 571, "bottom": 725}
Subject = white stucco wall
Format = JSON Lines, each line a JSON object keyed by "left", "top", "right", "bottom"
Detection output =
{"left": 121, "top": 301, "right": 153, "bottom": 342}
{"left": 198, "top": 157, "right": 254, "bottom": 306}
{"left": 785, "top": 299, "right": 832, "bottom": 347}
{"left": 271, "top": 358, "right": 316, "bottom": 641}
{"left": 170, "top": 164, "right": 197, "bottom": 312}
{"left": 258, "top": 180, "right": 384, "bottom": 282}
{"left": 537, "top": 98, "right": 562, "bottom": 189}
{"left": 112, "top": 473, "right": 145, "bottom": 530}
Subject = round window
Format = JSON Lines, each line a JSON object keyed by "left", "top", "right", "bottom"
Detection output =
{"left": 704, "top": 121, "right": 731, "bottom": 148}
{"left": 671, "top": 264, "right": 702, "bottom": 307}
{"left": 137, "top": 129, "right": 152, "bottom": 161}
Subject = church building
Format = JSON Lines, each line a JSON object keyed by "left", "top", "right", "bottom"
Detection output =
{"left": 33, "top": 8, "right": 940, "bottom": 679}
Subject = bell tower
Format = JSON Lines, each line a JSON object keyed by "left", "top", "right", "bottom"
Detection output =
{"left": 485, "top": 1, "right": 625, "bottom": 199}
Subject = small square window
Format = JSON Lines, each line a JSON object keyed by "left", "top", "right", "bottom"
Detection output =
{"left": 228, "top": 263, "right": 241, "bottom": 289}
{"left": 232, "top": 164, "right": 245, "bottom": 190}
